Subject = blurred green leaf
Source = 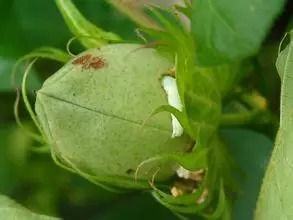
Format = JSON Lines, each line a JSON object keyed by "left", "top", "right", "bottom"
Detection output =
{"left": 256, "top": 44, "right": 280, "bottom": 110}
{"left": 211, "top": 62, "right": 243, "bottom": 97}
{"left": 0, "top": 0, "right": 137, "bottom": 58}
{"left": 94, "top": 193, "right": 178, "bottom": 220}
{"left": 0, "top": 0, "right": 138, "bottom": 93}
{"left": 191, "top": 0, "right": 286, "bottom": 65}
{"left": 255, "top": 30, "right": 293, "bottom": 220}
{"left": 221, "top": 128, "right": 273, "bottom": 220}
{"left": 108, "top": 0, "right": 160, "bottom": 30}
{"left": 0, "top": 0, "right": 69, "bottom": 58}
{"left": 0, "top": 58, "right": 41, "bottom": 92}
{"left": 0, "top": 195, "right": 59, "bottom": 220}
{"left": 0, "top": 125, "right": 21, "bottom": 194}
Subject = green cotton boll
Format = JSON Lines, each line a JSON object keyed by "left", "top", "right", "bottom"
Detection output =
{"left": 35, "top": 43, "right": 192, "bottom": 188}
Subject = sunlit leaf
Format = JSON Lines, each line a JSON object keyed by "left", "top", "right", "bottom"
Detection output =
{"left": 191, "top": 0, "right": 286, "bottom": 65}
{"left": 255, "top": 30, "right": 293, "bottom": 220}
{"left": 221, "top": 128, "right": 273, "bottom": 220}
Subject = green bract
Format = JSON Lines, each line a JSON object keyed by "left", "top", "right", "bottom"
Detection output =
{"left": 35, "top": 43, "right": 192, "bottom": 189}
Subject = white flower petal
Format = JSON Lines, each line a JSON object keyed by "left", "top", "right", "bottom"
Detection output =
{"left": 176, "top": 166, "right": 190, "bottom": 179}
{"left": 161, "top": 75, "right": 184, "bottom": 138}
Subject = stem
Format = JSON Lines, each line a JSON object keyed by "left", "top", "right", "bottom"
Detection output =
{"left": 30, "top": 145, "right": 50, "bottom": 153}
{"left": 240, "top": 93, "right": 267, "bottom": 110}
{"left": 55, "top": 0, "right": 121, "bottom": 48}
{"left": 220, "top": 111, "right": 260, "bottom": 127}
{"left": 21, "top": 59, "right": 46, "bottom": 140}
{"left": 14, "top": 88, "right": 45, "bottom": 143}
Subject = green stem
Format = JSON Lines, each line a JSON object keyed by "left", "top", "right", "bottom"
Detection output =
{"left": 21, "top": 59, "right": 46, "bottom": 141}
{"left": 240, "top": 93, "right": 265, "bottom": 110}
{"left": 14, "top": 88, "right": 45, "bottom": 143}
{"left": 30, "top": 145, "right": 50, "bottom": 153}
{"left": 55, "top": 0, "right": 121, "bottom": 48}
{"left": 220, "top": 111, "right": 260, "bottom": 127}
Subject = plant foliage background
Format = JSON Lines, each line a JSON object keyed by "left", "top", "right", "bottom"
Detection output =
{"left": 0, "top": 0, "right": 292, "bottom": 219}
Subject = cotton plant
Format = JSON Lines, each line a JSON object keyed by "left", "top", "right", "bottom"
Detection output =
{"left": 12, "top": 0, "right": 285, "bottom": 219}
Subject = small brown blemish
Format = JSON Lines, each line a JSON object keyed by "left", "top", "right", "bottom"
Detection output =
{"left": 88, "top": 57, "right": 106, "bottom": 70}
{"left": 72, "top": 54, "right": 106, "bottom": 70}
{"left": 72, "top": 54, "right": 92, "bottom": 66}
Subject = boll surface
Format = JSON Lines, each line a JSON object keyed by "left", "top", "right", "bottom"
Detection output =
{"left": 35, "top": 44, "right": 191, "bottom": 188}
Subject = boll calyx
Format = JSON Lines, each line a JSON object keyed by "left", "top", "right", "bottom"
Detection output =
{"left": 35, "top": 43, "right": 192, "bottom": 189}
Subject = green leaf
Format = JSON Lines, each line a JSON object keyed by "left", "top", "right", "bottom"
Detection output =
{"left": 97, "top": 193, "right": 178, "bottom": 220}
{"left": 182, "top": 67, "right": 221, "bottom": 145}
{"left": 0, "top": 126, "right": 21, "bottom": 193}
{"left": 108, "top": 0, "right": 160, "bottom": 30}
{"left": 210, "top": 62, "right": 243, "bottom": 97}
{"left": 0, "top": 58, "right": 41, "bottom": 92}
{"left": 191, "top": 0, "right": 286, "bottom": 65}
{"left": 139, "top": 8, "right": 236, "bottom": 218}
{"left": 0, "top": 0, "right": 137, "bottom": 58}
{"left": 0, "top": 195, "right": 59, "bottom": 220}
{"left": 0, "top": 0, "right": 71, "bottom": 57}
{"left": 255, "top": 30, "right": 293, "bottom": 220}
{"left": 144, "top": 7, "right": 222, "bottom": 144}
{"left": 221, "top": 128, "right": 273, "bottom": 220}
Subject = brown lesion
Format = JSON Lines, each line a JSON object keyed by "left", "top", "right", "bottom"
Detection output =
{"left": 72, "top": 54, "right": 92, "bottom": 66}
{"left": 88, "top": 57, "right": 107, "bottom": 69}
{"left": 72, "top": 54, "right": 107, "bottom": 70}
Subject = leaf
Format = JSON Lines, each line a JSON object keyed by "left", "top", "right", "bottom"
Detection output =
{"left": 255, "top": 30, "right": 293, "bottom": 219}
{"left": 97, "top": 193, "right": 178, "bottom": 220}
{"left": 0, "top": 195, "right": 59, "bottom": 220}
{"left": 139, "top": 8, "right": 236, "bottom": 218}
{"left": 221, "top": 128, "right": 273, "bottom": 220}
{"left": 191, "top": 0, "right": 286, "bottom": 65}
{"left": 0, "top": 126, "right": 21, "bottom": 193}
{"left": 182, "top": 67, "right": 221, "bottom": 145}
{"left": 144, "top": 6, "right": 222, "bottom": 144}
{"left": 0, "top": 58, "right": 41, "bottom": 92}
{"left": 108, "top": 0, "right": 160, "bottom": 30}
{"left": 210, "top": 62, "right": 243, "bottom": 97}
{"left": 0, "top": 0, "right": 137, "bottom": 58}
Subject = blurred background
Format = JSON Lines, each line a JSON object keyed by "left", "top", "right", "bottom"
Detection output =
{"left": 0, "top": 0, "right": 292, "bottom": 219}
